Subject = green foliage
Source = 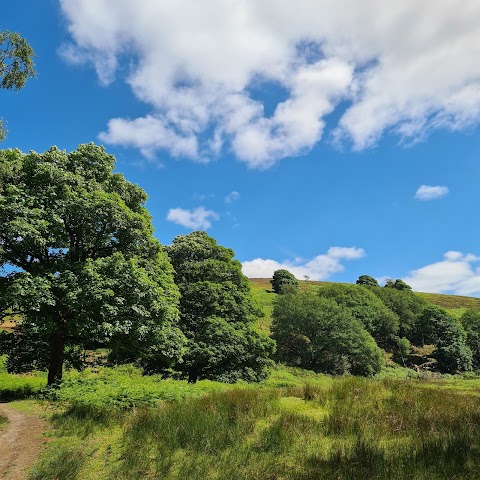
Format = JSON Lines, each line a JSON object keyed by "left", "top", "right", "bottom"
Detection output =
{"left": 385, "top": 278, "right": 412, "bottom": 290}
{"left": 416, "top": 306, "right": 472, "bottom": 372}
{"left": 272, "top": 291, "right": 384, "bottom": 376}
{"left": 356, "top": 274, "right": 379, "bottom": 287}
{"left": 30, "top": 375, "right": 480, "bottom": 480}
{"left": 0, "top": 144, "right": 183, "bottom": 384}
{"left": 0, "top": 371, "right": 45, "bottom": 400}
{"left": 166, "top": 231, "right": 274, "bottom": 382}
{"left": 371, "top": 286, "right": 428, "bottom": 339}
{"left": 316, "top": 284, "right": 399, "bottom": 341}
{"left": 461, "top": 309, "right": 480, "bottom": 370}
{"left": 270, "top": 269, "right": 299, "bottom": 293}
{"left": 0, "top": 30, "right": 36, "bottom": 141}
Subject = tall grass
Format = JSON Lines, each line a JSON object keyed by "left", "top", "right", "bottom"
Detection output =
{"left": 29, "top": 375, "right": 480, "bottom": 480}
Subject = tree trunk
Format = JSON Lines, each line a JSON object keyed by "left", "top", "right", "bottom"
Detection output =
{"left": 47, "top": 318, "right": 67, "bottom": 386}
{"left": 188, "top": 368, "right": 199, "bottom": 383}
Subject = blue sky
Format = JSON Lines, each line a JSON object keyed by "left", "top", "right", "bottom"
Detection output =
{"left": 3, "top": 0, "right": 480, "bottom": 295}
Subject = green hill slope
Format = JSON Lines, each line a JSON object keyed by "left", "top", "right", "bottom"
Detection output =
{"left": 250, "top": 278, "right": 480, "bottom": 331}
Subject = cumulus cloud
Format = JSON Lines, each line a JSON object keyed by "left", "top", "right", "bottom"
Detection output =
{"left": 166, "top": 206, "right": 219, "bottom": 230}
{"left": 225, "top": 191, "right": 240, "bottom": 203}
{"left": 415, "top": 185, "right": 449, "bottom": 200}
{"left": 60, "top": 1, "right": 480, "bottom": 168}
{"left": 404, "top": 251, "right": 480, "bottom": 296}
{"left": 242, "top": 247, "right": 365, "bottom": 280}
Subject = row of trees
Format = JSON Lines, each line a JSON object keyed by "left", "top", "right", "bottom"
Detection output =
{"left": 0, "top": 145, "right": 273, "bottom": 385}
{"left": 0, "top": 143, "right": 477, "bottom": 384}
{"left": 272, "top": 273, "right": 478, "bottom": 375}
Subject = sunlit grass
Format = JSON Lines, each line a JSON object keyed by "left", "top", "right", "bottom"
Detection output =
{"left": 27, "top": 372, "right": 480, "bottom": 480}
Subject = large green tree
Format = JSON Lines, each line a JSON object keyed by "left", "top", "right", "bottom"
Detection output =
{"left": 166, "top": 231, "right": 274, "bottom": 383}
{"left": 461, "top": 309, "right": 480, "bottom": 370}
{"left": 0, "top": 31, "right": 36, "bottom": 141}
{"left": 415, "top": 306, "right": 472, "bottom": 373}
{"left": 0, "top": 144, "right": 183, "bottom": 384}
{"left": 316, "top": 284, "right": 399, "bottom": 343}
{"left": 371, "top": 286, "right": 427, "bottom": 340}
{"left": 272, "top": 291, "right": 384, "bottom": 376}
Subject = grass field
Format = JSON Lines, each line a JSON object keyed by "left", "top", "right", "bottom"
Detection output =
{"left": 10, "top": 367, "right": 480, "bottom": 480}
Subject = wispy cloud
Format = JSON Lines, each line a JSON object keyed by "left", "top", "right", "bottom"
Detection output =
{"left": 225, "top": 191, "right": 240, "bottom": 203}
{"left": 242, "top": 247, "right": 365, "bottom": 280}
{"left": 166, "top": 207, "right": 219, "bottom": 230}
{"left": 414, "top": 185, "right": 449, "bottom": 201}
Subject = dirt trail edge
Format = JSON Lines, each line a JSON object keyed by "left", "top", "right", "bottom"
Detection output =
{"left": 0, "top": 403, "right": 48, "bottom": 480}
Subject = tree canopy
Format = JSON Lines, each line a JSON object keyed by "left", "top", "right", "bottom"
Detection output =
{"left": 0, "top": 31, "right": 36, "bottom": 141}
{"left": 272, "top": 291, "right": 384, "bottom": 376}
{"left": 166, "top": 231, "right": 274, "bottom": 383}
{"left": 0, "top": 144, "right": 183, "bottom": 384}
{"left": 316, "top": 284, "right": 399, "bottom": 342}
{"left": 385, "top": 279, "right": 412, "bottom": 291}
{"left": 416, "top": 306, "right": 472, "bottom": 373}
{"left": 271, "top": 269, "right": 299, "bottom": 294}
{"left": 356, "top": 275, "right": 379, "bottom": 287}
{"left": 371, "top": 286, "right": 427, "bottom": 339}
{"left": 461, "top": 309, "right": 480, "bottom": 370}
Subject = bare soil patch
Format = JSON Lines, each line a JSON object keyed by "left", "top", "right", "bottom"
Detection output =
{"left": 0, "top": 403, "right": 48, "bottom": 480}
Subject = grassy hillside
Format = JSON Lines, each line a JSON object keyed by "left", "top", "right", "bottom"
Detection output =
{"left": 250, "top": 278, "right": 480, "bottom": 331}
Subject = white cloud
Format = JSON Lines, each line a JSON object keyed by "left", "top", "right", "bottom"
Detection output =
{"left": 404, "top": 251, "right": 480, "bottom": 296}
{"left": 414, "top": 185, "right": 449, "bottom": 200}
{"left": 242, "top": 246, "right": 365, "bottom": 280}
{"left": 60, "top": 1, "right": 480, "bottom": 168}
{"left": 166, "top": 207, "right": 219, "bottom": 230}
{"left": 225, "top": 191, "right": 240, "bottom": 203}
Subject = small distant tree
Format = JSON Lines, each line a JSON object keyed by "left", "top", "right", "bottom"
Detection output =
{"left": 385, "top": 279, "right": 412, "bottom": 291}
{"left": 272, "top": 291, "right": 384, "bottom": 376}
{"left": 356, "top": 275, "right": 379, "bottom": 287}
{"left": 271, "top": 269, "right": 299, "bottom": 294}
{"left": 394, "top": 337, "right": 411, "bottom": 366}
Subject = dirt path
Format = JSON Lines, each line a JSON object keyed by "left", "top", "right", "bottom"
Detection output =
{"left": 0, "top": 403, "right": 48, "bottom": 480}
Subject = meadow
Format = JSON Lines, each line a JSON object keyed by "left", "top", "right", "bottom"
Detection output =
{"left": 3, "top": 280, "right": 480, "bottom": 479}
{"left": 2, "top": 364, "right": 480, "bottom": 479}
